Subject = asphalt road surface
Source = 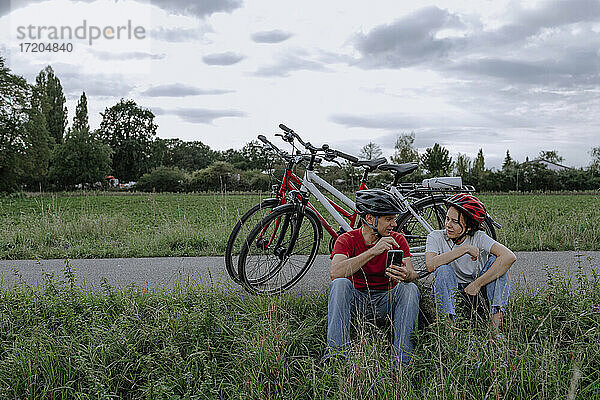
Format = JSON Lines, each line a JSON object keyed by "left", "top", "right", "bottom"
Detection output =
{"left": 1, "top": 252, "right": 599, "bottom": 294}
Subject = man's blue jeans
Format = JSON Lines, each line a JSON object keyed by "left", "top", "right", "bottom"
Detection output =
{"left": 433, "top": 255, "right": 510, "bottom": 316}
{"left": 324, "top": 278, "right": 420, "bottom": 366}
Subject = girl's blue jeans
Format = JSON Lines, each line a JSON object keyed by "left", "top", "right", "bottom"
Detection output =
{"left": 433, "top": 255, "right": 510, "bottom": 316}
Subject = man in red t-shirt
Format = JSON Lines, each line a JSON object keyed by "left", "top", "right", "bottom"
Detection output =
{"left": 323, "top": 189, "right": 420, "bottom": 366}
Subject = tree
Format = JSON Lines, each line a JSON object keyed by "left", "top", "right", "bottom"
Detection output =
{"left": 472, "top": 148, "right": 485, "bottom": 178}
{"left": 538, "top": 150, "right": 564, "bottom": 163}
{"left": 391, "top": 132, "right": 418, "bottom": 163}
{"left": 135, "top": 166, "right": 188, "bottom": 192}
{"left": 72, "top": 92, "right": 89, "bottom": 133}
{"left": 502, "top": 150, "right": 517, "bottom": 170}
{"left": 98, "top": 99, "right": 157, "bottom": 182}
{"left": 49, "top": 130, "right": 112, "bottom": 189}
{"left": 360, "top": 142, "right": 383, "bottom": 160}
{"left": 589, "top": 146, "right": 600, "bottom": 175}
{"left": 455, "top": 153, "right": 471, "bottom": 178}
{"left": 420, "top": 143, "right": 452, "bottom": 176}
{"left": 34, "top": 65, "right": 67, "bottom": 145}
{"left": 50, "top": 93, "right": 111, "bottom": 188}
{"left": 0, "top": 57, "right": 53, "bottom": 192}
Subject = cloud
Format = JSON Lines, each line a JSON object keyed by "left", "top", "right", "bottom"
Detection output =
{"left": 351, "top": 1, "right": 600, "bottom": 70}
{"left": 251, "top": 29, "right": 293, "bottom": 43}
{"left": 329, "top": 114, "right": 421, "bottom": 130}
{"left": 353, "top": 6, "right": 464, "bottom": 68}
{"left": 447, "top": 48, "right": 600, "bottom": 87}
{"left": 254, "top": 53, "right": 327, "bottom": 77}
{"left": 60, "top": 72, "right": 135, "bottom": 98}
{"left": 152, "top": 107, "right": 246, "bottom": 124}
{"left": 202, "top": 52, "right": 245, "bottom": 65}
{"left": 140, "top": 83, "right": 233, "bottom": 97}
{"left": 89, "top": 49, "right": 165, "bottom": 60}
{"left": 150, "top": 27, "right": 202, "bottom": 42}
{"left": 0, "top": 0, "right": 242, "bottom": 18}
{"left": 149, "top": 0, "right": 242, "bottom": 19}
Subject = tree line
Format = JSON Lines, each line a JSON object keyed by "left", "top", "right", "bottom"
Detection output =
{"left": 1, "top": 59, "right": 599, "bottom": 194}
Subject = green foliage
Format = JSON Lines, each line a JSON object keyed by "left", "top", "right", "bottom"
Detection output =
{"left": 135, "top": 166, "right": 189, "bottom": 192}
{"left": 455, "top": 153, "right": 471, "bottom": 178}
{"left": 49, "top": 129, "right": 112, "bottom": 189}
{"left": 590, "top": 147, "right": 600, "bottom": 176}
{"left": 34, "top": 65, "right": 67, "bottom": 146}
{"left": 391, "top": 132, "right": 419, "bottom": 164}
{"left": 150, "top": 138, "right": 218, "bottom": 172}
{"left": 1, "top": 193, "right": 598, "bottom": 260}
{"left": 48, "top": 92, "right": 111, "bottom": 189}
{"left": 72, "top": 91, "right": 89, "bottom": 133}
{"left": 539, "top": 150, "right": 564, "bottom": 163}
{"left": 421, "top": 143, "right": 453, "bottom": 175}
{"left": 1, "top": 268, "right": 599, "bottom": 399}
{"left": 0, "top": 58, "right": 53, "bottom": 192}
{"left": 359, "top": 142, "right": 383, "bottom": 160}
{"left": 98, "top": 99, "right": 157, "bottom": 182}
{"left": 188, "top": 161, "right": 237, "bottom": 192}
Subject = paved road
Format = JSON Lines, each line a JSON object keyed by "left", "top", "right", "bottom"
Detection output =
{"left": 1, "top": 252, "right": 599, "bottom": 294}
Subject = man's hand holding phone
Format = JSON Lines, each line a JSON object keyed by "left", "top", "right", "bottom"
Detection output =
{"left": 385, "top": 250, "right": 410, "bottom": 282}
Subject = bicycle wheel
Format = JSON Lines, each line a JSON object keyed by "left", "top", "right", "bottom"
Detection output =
{"left": 224, "top": 198, "right": 281, "bottom": 283}
{"left": 238, "top": 204, "right": 321, "bottom": 295}
{"left": 396, "top": 197, "right": 497, "bottom": 279}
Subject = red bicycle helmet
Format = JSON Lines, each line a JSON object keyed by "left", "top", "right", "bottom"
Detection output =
{"left": 444, "top": 193, "right": 486, "bottom": 223}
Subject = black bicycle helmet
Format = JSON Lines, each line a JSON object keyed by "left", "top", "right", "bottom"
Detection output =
{"left": 356, "top": 189, "right": 404, "bottom": 216}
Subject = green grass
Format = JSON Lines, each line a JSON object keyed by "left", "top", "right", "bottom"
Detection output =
{"left": 0, "top": 192, "right": 599, "bottom": 260}
{"left": 1, "top": 262, "right": 599, "bottom": 399}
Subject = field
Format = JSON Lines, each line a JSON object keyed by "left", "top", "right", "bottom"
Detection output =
{"left": 0, "top": 192, "right": 599, "bottom": 260}
{"left": 0, "top": 265, "right": 598, "bottom": 399}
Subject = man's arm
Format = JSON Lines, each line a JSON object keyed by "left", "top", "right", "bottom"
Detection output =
{"left": 330, "top": 236, "right": 399, "bottom": 280}
{"left": 424, "top": 244, "right": 480, "bottom": 272}
{"left": 464, "top": 242, "right": 516, "bottom": 295}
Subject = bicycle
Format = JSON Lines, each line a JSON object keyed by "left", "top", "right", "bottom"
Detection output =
{"left": 224, "top": 128, "right": 386, "bottom": 283}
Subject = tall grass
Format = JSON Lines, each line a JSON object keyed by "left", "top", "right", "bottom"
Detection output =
{"left": 1, "top": 262, "right": 598, "bottom": 399}
{"left": 1, "top": 192, "right": 599, "bottom": 259}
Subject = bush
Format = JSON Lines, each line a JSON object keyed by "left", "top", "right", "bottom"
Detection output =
{"left": 134, "top": 166, "right": 188, "bottom": 192}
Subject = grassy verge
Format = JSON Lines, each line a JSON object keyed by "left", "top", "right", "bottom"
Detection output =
{"left": 1, "top": 192, "right": 599, "bottom": 259}
{"left": 1, "top": 263, "right": 599, "bottom": 399}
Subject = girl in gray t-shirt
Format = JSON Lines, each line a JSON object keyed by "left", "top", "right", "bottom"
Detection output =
{"left": 424, "top": 194, "right": 516, "bottom": 334}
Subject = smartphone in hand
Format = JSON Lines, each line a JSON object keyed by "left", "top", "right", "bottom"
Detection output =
{"left": 386, "top": 249, "right": 404, "bottom": 269}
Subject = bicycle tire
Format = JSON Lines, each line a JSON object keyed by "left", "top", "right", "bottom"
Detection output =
{"left": 224, "top": 198, "right": 281, "bottom": 283}
{"left": 238, "top": 204, "right": 322, "bottom": 295}
{"left": 395, "top": 197, "right": 497, "bottom": 279}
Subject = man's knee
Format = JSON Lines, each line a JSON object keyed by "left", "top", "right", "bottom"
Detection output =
{"left": 394, "top": 282, "right": 420, "bottom": 305}
{"left": 329, "top": 278, "right": 354, "bottom": 299}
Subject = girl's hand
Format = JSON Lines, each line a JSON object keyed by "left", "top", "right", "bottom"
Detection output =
{"left": 463, "top": 245, "right": 479, "bottom": 260}
{"left": 464, "top": 280, "right": 482, "bottom": 296}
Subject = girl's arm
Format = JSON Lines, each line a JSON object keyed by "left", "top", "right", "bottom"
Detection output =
{"left": 469, "top": 242, "right": 516, "bottom": 289}
{"left": 425, "top": 244, "right": 480, "bottom": 272}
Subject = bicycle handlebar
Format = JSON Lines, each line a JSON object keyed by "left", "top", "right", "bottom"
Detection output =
{"left": 334, "top": 150, "right": 359, "bottom": 163}
{"left": 257, "top": 134, "right": 292, "bottom": 161}
{"left": 277, "top": 123, "right": 359, "bottom": 163}
{"left": 278, "top": 123, "right": 292, "bottom": 133}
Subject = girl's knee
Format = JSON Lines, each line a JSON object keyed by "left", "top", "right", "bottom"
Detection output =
{"left": 434, "top": 264, "right": 455, "bottom": 280}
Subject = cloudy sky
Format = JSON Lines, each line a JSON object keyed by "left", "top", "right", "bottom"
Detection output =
{"left": 1, "top": 0, "right": 599, "bottom": 169}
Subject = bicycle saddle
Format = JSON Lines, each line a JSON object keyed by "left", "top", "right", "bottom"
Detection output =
{"left": 353, "top": 157, "right": 387, "bottom": 171}
{"left": 378, "top": 163, "right": 419, "bottom": 178}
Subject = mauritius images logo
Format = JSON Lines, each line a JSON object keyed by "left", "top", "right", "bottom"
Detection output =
{"left": 16, "top": 20, "right": 146, "bottom": 46}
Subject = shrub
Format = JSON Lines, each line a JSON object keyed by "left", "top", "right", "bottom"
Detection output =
{"left": 135, "top": 166, "right": 188, "bottom": 192}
